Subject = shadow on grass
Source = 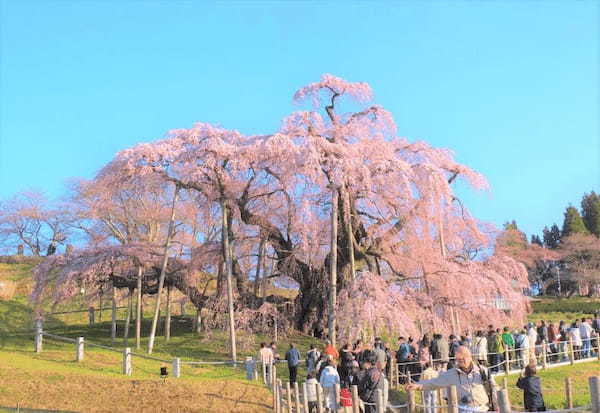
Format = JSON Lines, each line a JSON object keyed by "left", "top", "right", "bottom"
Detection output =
{"left": 204, "top": 393, "right": 271, "bottom": 410}
{"left": 0, "top": 407, "right": 78, "bottom": 413}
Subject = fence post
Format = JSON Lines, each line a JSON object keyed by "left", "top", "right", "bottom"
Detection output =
{"left": 376, "top": 388, "right": 384, "bottom": 413}
{"left": 172, "top": 357, "right": 180, "bottom": 378}
{"left": 294, "top": 381, "right": 301, "bottom": 413}
{"left": 590, "top": 376, "right": 600, "bottom": 413}
{"left": 569, "top": 337, "right": 575, "bottom": 365}
{"left": 277, "top": 379, "right": 284, "bottom": 413}
{"left": 122, "top": 347, "right": 132, "bottom": 376}
{"left": 262, "top": 362, "right": 267, "bottom": 384}
{"left": 497, "top": 389, "right": 511, "bottom": 413}
{"left": 351, "top": 384, "right": 360, "bottom": 413}
{"left": 447, "top": 385, "right": 459, "bottom": 413}
{"left": 565, "top": 377, "right": 573, "bottom": 409}
{"left": 88, "top": 307, "right": 95, "bottom": 325}
{"left": 302, "top": 382, "right": 310, "bottom": 413}
{"left": 316, "top": 383, "right": 324, "bottom": 413}
{"left": 504, "top": 347, "right": 510, "bottom": 375}
{"left": 408, "top": 387, "right": 416, "bottom": 413}
{"left": 542, "top": 340, "right": 548, "bottom": 370}
{"left": 286, "top": 381, "right": 292, "bottom": 413}
{"left": 76, "top": 337, "right": 84, "bottom": 362}
{"left": 34, "top": 318, "right": 43, "bottom": 353}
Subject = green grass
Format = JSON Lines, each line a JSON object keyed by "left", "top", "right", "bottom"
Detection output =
{"left": 1, "top": 261, "right": 599, "bottom": 411}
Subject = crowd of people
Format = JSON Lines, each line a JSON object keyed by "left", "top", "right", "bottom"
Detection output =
{"left": 256, "top": 315, "right": 599, "bottom": 412}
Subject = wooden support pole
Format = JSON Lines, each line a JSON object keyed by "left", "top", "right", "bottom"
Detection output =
{"left": 504, "top": 347, "right": 510, "bottom": 375}
{"left": 111, "top": 285, "right": 117, "bottom": 341}
{"left": 123, "top": 292, "right": 132, "bottom": 345}
{"left": 569, "top": 337, "right": 575, "bottom": 364}
{"left": 447, "top": 385, "right": 459, "bottom": 413}
{"left": 88, "top": 307, "right": 95, "bottom": 325}
{"left": 328, "top": 188, "right": 338, "bottom": 348}
{"left": 165, "top": 285, "right": 172, "bottom": 341}
{"left": 497, "top": 389, "right": 511, "bottom": 413}
{"left": 565, "top": 377, "right": 573, "bottom": 409}
{"left": 76, "top": 337, "right": 84, "bottom": 362}
{"left": 135, "top": 266, "right": 142, "bottom": 350}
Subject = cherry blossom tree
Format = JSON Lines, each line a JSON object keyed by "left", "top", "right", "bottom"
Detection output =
{"left": 0, "top": 191, "right": 71, "bottom": 256}
{"left": 31, "top": 74, "right": 532, "bottom": 345}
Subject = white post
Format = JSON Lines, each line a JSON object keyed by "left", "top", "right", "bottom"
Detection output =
{"left": 302, "top": 382, "right": 310, "bottom": 413}
{"left": 376, "top": 388, "right": 384, "bottom": 413}
{"left": 590, "top": 376, "right": 600, "bottom": 413}
{"left": 34, "top": 318, "right": 43, "bottom": 353}
{"left": 172, "top": 357, "right": 181, "bottom": 378}
{"left": 76, "top": 337, "right": 84, "bottom": 362}
{"left": 122, "top": 347, "right": 132, "bottom": 376}
{"left": 498, "top": 389, "right": 512, "bottom": 413}
{"left": 448, "top": 385, "right": 459, "bottom": 413}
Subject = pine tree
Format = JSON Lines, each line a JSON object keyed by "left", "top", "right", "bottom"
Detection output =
{"left": 530, "top": 234, "right": 543, "bottom": 246}
{"left": 581, "top": 191, "right": 600, "bottom": 238}
{"left": 562, "top": 205, "right": 589, "bottom": 238}
{"left": 543, "top": 224, "right": 561, "bottom": 249}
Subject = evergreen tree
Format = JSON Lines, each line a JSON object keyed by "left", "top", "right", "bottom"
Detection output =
{"left": 562, "top": 205, "right": 589, "bottom": 238}
{"left": 504, "top": 220, "right": 519, "bottom": 231}
{"left": 531, "top": 234, "right": 543, "bottom": 246}
{"left": 543, "top": 224, "right": 561, "bottom": 249}
{"left": 581, "top": 191, "right": 600, "bottom": 238}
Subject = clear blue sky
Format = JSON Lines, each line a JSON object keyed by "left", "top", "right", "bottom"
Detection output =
{"left": 1, "top": 1, "right": 598, "bottom": 239}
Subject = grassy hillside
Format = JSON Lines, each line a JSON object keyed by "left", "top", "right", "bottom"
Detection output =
{"left": 0, "top": 261, "right": 599, "bottom": 412}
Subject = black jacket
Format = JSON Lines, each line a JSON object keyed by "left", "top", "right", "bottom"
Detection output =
{"left": 516, "top": 376, "right": 545, "bottom": 411}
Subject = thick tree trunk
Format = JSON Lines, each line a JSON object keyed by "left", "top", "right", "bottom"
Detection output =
{"left": 148, "top": 185, "right": 179, "bottom": 354}
{"left": 254, "top": 238, "right": 265, "bottom": 298}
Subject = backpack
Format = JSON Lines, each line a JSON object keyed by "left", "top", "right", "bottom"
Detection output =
{"left": 358, "top": 368, "right": 382, "bottom": 403}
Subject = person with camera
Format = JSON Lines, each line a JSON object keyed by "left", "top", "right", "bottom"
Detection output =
{"left": 516, "top": 362, "right": 546, "bottom": 412}
{"left": 406, "top": 346, "right": 497, "bottom": 412}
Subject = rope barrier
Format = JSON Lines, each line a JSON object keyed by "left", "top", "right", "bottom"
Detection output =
{"left": 41, "top": 332, "right": 77, "bottom": 343}
{"left": 130, "top": 352, "right": 170, "bottom": 363}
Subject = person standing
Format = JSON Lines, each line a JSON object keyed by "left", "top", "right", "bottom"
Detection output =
{"left": 406, "top": 346, "right": 497, "bottom": 412}
{"left": 472, "top": 331, "right": 488, "bottom": 367}
{"left": 431, "top": 333, "right": 449, "bottom": 371}
{"left": 516, "top": 363, "right": 546, "bottom": 412}
{"left": 306, "top": 344, "right": 321, "bottom": 374}
{"left": 324, "top": 340, "right": 339, "bottom": 360}
{"left": 358, "top": 354, "right": 384, "bottom": 413}
{"left": 258, "top": 342, "right": 274, "bottom": 383}
{"left": 285, "top": 343, "right": 301, "bottom": 384}
{"left": 501, "top": 327, "right": 514, "bottom": 369}
{"left": 580, "top": 318, "right": 593, "bottom": 358}
{"left": 320, "top": 359, "right": 340, "bottom": 412}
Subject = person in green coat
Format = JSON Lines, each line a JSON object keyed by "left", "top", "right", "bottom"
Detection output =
{"left": 501, "top": 327, "right": 515, "bottom": 369}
